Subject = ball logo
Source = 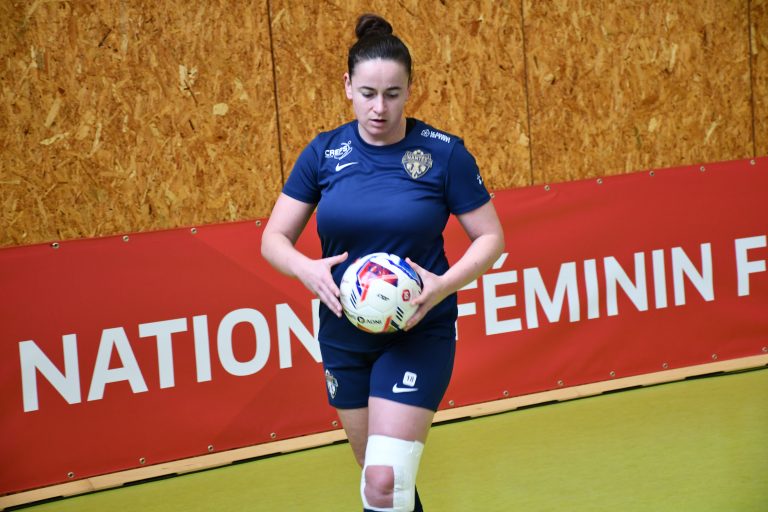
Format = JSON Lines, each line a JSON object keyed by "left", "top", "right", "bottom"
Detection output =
{"left": 339, "top": 253, "right": 423, "bottom": 334}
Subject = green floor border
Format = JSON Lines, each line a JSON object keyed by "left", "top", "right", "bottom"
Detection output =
{"left": 10, "top": 367, "right": 767, "bottom": 512}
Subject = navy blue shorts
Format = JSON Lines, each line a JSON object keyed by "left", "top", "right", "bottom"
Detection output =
{"left": 319, "top": 331, "right": 456, "bottom": 411}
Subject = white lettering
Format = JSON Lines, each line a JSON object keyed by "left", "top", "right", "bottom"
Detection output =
{"left": 584, "top": 259, "right": 600, "bottom": 320}
{"left": 524, "top": 262, "right": 579, "bottom": 328}
{"left": 16, "top": 240, "right": 737, "bottom": 412}
{"left": 652, "top": 249, "right": 668, "bottom": 309}
{"left": 139, "top": 318, "right": 187, "bottom": 389}
{"left": 672, "top": 244, "right": 714, "bottom": 305}
{"left": 217, "top": 308, "right": 270, "bottom": 376}
{"left": 735, "top": 235, "right": 767, "bottom": 296}
{"left": 482, "top": 271, "right": 521, "bottom": 334}
{"left": 277, "top": 301, "right": 320, "bottom": 369}
{"left": 605, "top": 253, "right": 648, "bottom": 316}
{"left": 88, "top": 327, "right": 148, "bottom": 401}
{"left": 192, "top": 315, "right": 212, "bottom": 382}
{"left": 19, "top": 335, "right": 81, "bottom": 412}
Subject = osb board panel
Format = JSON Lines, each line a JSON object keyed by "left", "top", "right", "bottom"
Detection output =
{"left": 523, "top": 0, "right": 754, "bottom": 184}
{"left": 753, "top": 0, "right": 768, "bottom": 155}
{"left": 0, "top": 1, "right": 281, "bottom": 247}
{"left": 270, "top": 0, "right": 530, "bottom": 192}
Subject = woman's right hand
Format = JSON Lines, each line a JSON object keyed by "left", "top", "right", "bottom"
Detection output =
{"left": 294, "top": 252, "right": 348, "bottom": 317}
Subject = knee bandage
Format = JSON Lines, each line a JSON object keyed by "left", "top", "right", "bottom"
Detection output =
{"left": 361, "top": 435, "right": 424, "bottom": 512}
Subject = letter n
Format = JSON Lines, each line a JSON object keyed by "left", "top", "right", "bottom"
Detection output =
{"left": 19, "top": 335, "right": 81, "bottom": 413}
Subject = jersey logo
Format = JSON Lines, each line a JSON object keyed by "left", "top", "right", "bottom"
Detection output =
{"left": 402, "top": 149, "right": 433, "bottom": 179}
{"left": 324, "top": 140, "right": 353, "bottom": 160}
{"left": 335, "top": 161, "right": 358, "bottom": 172}
{"left": 420, "top": 128, "right": 451, "bottom": 143}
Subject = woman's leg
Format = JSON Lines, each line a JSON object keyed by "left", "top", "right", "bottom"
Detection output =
{"left": 357, "top": 332, "right": 455, "bottom": 511}
{"left": 362, "top": 397, "right": 434, "bottom": 510}
{"left": 336, "top": 406, "right": 369, "bottom": 467}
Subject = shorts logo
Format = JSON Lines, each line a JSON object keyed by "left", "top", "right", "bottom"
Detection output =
{"left": 324, "top": 140, "right": 353, "bottom": 160}
{"left": 402, "top": 149, "right": 433, "bottom": 179}
{"left": 392, "top": 371, "right": 419, "bottom": 393}
{"left": 325, "top": 369, "right": 338, "bottom": 399}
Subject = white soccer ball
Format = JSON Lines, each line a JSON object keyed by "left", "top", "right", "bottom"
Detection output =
{"left": 339, "top": 252, "right": 423, "bottom": 334}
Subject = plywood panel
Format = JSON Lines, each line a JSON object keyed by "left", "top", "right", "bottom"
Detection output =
{"left": 0, "top": 0, "right": 281, "bottom": 247}
{"left": 753, "top": 0, "right": 768, "bottom": 155}
{"left": 523, "top": 0, "right": 754, "bottom": 184}
{"left": 270, "top": 0, "right": 530, "bottom": 191}
{"left": 2, "top": 0, "right": 761, "bottom": 249}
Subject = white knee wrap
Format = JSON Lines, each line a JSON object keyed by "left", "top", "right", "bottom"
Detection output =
{"left": 361, "top": 435, "right": 424, "bottom": 512}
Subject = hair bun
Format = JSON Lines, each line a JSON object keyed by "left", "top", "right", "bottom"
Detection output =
{"left": 355, "top": 14, "right": 393, "bottom": 39}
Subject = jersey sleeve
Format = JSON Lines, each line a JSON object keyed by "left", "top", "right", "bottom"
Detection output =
{"left": 444, "top": 142, "right": 491, "bottom": 215}
{"left": 282, "top": 142, "right": 321, "bottom": 204}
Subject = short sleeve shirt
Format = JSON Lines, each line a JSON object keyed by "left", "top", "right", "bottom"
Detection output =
{"left": 283, "top": 118, "right": 490, "bottom": 350}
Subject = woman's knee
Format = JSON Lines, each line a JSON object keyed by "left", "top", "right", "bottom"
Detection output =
{"left": 363, "top": 465, "right": 395, "bottom": 507}
{"left": 360, "top": 435, "right": 424, "bottom": 511}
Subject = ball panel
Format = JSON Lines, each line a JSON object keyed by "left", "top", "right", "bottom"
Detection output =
{"left": 339, "top": 252, "right": 422, "bottom": 334}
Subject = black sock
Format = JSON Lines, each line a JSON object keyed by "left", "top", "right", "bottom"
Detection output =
{"left": 414, "top": 486, "right": 423, "bottom": 511}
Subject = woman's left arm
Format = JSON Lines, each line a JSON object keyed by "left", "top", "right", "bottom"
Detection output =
{"left": 405, "top": 200, "right": 505, "bottom": 329}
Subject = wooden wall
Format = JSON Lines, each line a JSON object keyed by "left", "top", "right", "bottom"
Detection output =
{"left": 1, "top": 0, "right": 766, "bottom": 248}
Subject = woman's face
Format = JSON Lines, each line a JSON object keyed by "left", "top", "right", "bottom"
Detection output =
{"left": 345, "top": 58, "right": 411, "bottom": 146}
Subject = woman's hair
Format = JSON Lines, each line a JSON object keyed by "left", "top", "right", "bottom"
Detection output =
{"left": 347, "top": 14, "right": 412, "bottom": 81}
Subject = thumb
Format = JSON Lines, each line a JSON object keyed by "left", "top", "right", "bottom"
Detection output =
{"left": 326, "top": 251, "right": 349, "bottom": 267}
{"left": 405, "top": 257, "right": 424, "bottom": 276}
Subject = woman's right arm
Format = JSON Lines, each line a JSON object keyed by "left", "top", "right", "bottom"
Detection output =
{"left": 261, "top": 193, "right": 347, "bottom": 317}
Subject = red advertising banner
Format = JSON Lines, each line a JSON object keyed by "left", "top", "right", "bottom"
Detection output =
{"left": 1, "top": 158, "right": 766, "bottom": 496}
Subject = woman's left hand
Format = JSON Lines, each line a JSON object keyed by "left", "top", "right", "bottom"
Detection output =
{"left": 403, "top": 258, "right": 450, "bottom": 331}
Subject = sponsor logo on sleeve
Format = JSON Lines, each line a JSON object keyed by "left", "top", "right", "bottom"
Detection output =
{"left": 420, "top": 128, "right": 451, "bottom": 143}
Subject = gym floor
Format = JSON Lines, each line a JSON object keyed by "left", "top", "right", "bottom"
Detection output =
{"left": 14, "top": 368, "right": 768, "bottom": 512}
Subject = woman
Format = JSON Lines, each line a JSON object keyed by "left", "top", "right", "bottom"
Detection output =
{"left": 261, "top": 13, "right": 504, "bottom": 512}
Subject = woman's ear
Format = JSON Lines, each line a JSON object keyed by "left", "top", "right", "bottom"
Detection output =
{"left": 344, "top": 73, "right": 353, "bottom": 99}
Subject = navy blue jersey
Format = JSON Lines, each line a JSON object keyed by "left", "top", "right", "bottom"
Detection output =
{"left": 283, "top": 118, "right": 490, "bottom": 350}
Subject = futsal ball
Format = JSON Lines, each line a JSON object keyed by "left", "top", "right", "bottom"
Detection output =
{"left": 339, "top": 252, "right": 423, "bottom": 334}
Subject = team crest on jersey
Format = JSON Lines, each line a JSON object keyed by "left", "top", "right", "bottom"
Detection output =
{"left": 325, "top": 369, "right": 338, "bottom": 398}
{"left": 402, "top": 149, "right": 433, "bottom": 179}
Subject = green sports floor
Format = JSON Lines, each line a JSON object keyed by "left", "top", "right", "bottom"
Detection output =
{"left": 14, "top": 368, "right": 768, "bottom": 511}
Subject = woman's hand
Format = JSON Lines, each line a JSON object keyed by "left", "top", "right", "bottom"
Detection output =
{"left": 400, "top": 202, "right": 504, "bottom": 331}
{"left": 403, "top": 257, "right": 451, "bottom": 331}
{"left": 294, "top": 252, "right": 348, "bottom": 317}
